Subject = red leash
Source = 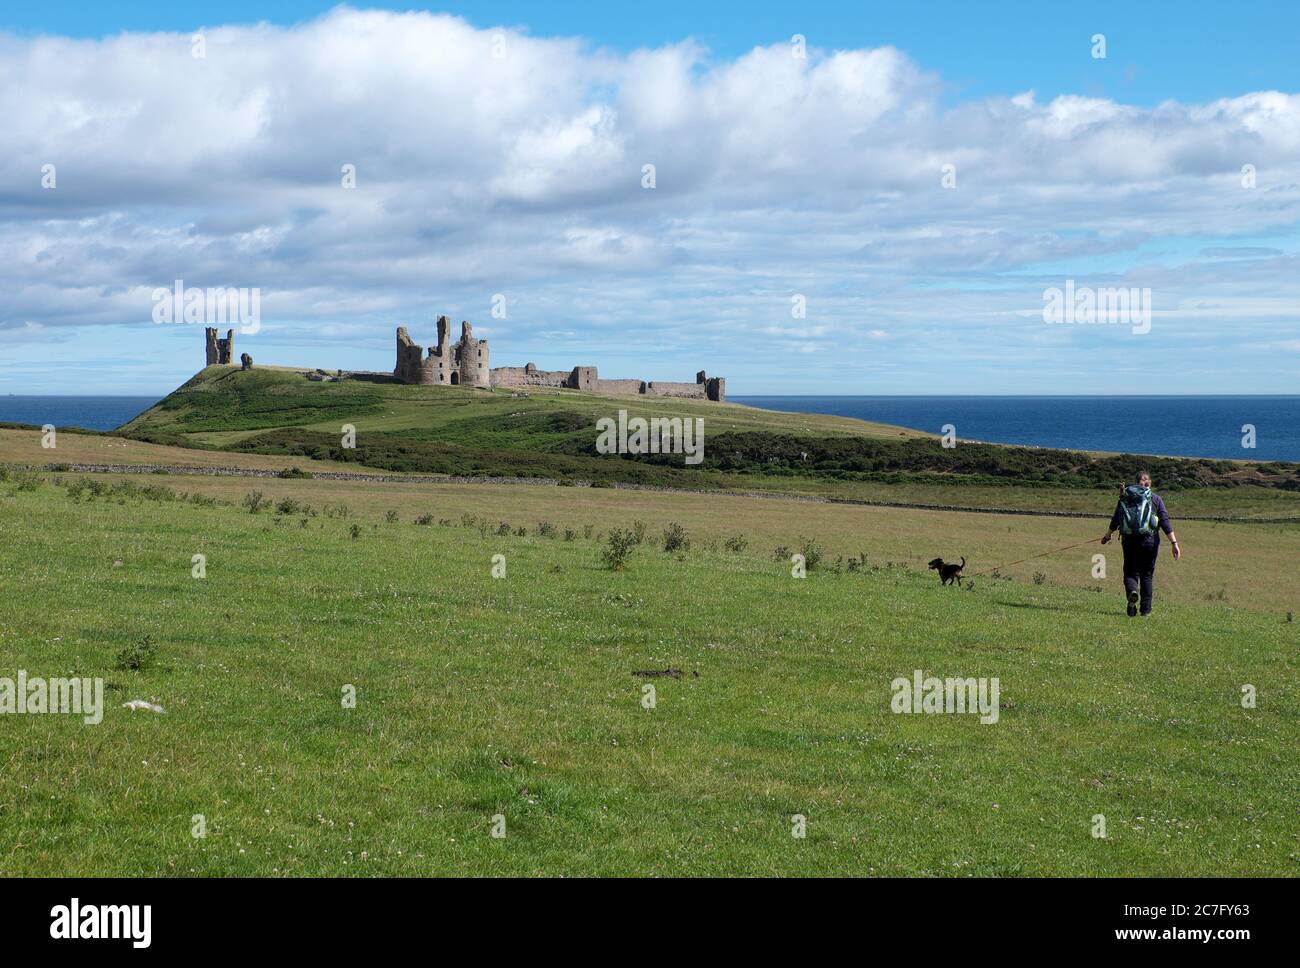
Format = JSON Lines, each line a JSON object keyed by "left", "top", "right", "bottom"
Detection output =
{"left": 965, "top": 537, "right": 1103, "bottom": 578}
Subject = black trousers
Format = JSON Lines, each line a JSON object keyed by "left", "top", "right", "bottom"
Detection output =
{"left": 1121, "top": 538, "right": 1160, "bottom": 615}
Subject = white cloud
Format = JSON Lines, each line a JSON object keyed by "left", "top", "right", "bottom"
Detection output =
{"left": 1, "top": 6, "right": 1298, "bottom": 392}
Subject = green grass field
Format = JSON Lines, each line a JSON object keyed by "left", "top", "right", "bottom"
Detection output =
{"left": 1, "top": 474, "right": 1295, "bottom": 876}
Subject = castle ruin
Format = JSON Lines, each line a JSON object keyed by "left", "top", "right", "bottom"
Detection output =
{"left": 205, "top": 327, "right": 234, "bottom": 365}
{"left": 200, "top": 316, "right": 725, "bottom": 402}
{"left": 396, "top": 320, "right": 725, "bottom": 401}
{"left": 395, "top": 317, "right": 489, "bottom": 387}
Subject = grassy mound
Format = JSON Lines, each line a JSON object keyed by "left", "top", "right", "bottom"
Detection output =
{"left": 114, "top": 367, "right": 1300, "bottom": 505}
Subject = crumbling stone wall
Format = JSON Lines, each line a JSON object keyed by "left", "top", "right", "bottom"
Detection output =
{"left": 594, "top": 378, "right": 646, "bottom": 395}
{"left": 645, "top": 381, "right": 706, "bottom": 398}
{"left": 205, "top": 327, "right": 234, "bottom": 365}
{"left": 491, "top": 362, "right": 572, "bottom": 388}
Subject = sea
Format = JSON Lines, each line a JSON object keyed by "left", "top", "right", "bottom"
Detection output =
{"left": 732, "top": 396, "right": 1300, "bottom": 462}
{"left": 2, "top": 394, "right": 1298, "bottom": 462}
{"left": 0, "top": 396, "right": 160, "bottom": 432}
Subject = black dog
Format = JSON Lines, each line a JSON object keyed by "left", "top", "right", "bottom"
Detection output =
{"left": 928, "top": 556, "right": 965, "bottom": 586}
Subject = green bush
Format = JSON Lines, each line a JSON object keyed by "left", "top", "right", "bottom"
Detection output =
{"left": 242, "top": 490, "right": 270, "bottom": 513}
{"left": 115, "top": 634, "right": 158, "bottom": 672}
{"left": 602, "top": 528, "right": 637, "bottom": 571}
{"left": 662, "top": 522, "right": 690, "bottom": 553}
{"left": 798, "top": 537, "right": 824, "bottom": 571}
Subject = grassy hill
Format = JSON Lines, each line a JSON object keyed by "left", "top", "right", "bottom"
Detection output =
{"left": 108, "top": 366, "right": 1300, "bottom": 518}
{"left": 1, "top": 475, "right": 1294, "bottom": 876}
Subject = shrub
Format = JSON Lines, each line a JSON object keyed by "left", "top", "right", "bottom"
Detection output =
{"left": 385, "top": 510, "right": 399, "bottom": 524}
{"left": 115, "top": 635, "right": 158, "bottom": 672}
{"left": 798, "top": 537, "right": 824, "bottom": 571}
{"left": 497, "top": 521, "right": 512, "bottom": 536}
{"left": 243, "top": 490, "right": 270, "bottom": 514}
{"left": 12, "top": 472, "right": 42, "bottom": 492}
{"left": 773, "top": 545, "right": 790, "bottom": 561}
{"left": 564, "top": 528, "right": 577, "bottom": 541}
{"left": 514, "top": 526, "right": 527, "bottom": 537}
{"left": 583, "top": 524, "right": 594, "bottom": 540}
{"left": 349, "top": 523, "right": 361, "bottom": 540}
{"left": 536, "top": 521, "right": 557, "bottom": 538}
{"left": 662, "top": 522, "right": 690, "bottom": 553}
{"left": 632, "top": 520, "right": 648, "bottom": 545}
{"left": 277, "top": 466, "right": 313, "bottom": 479}
{"left": 1033, "top": 572, "right": 1047, "bottom": 585}
{"left": 724, "top": 534, "right": 748, "bottom": 553}
{"left": 275, "top": 497, "right": 302, "bottom": 515}
{"left": 602, "top": 528, "right": 637, "bottom": 571}
{"left": 414, "top": 513, "right": 434, "bottom": 526}
{"left": 461, "top": 513, "right": 479, "bottom": 528}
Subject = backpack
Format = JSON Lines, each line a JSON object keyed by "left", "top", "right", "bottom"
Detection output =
{"left": 1118, "top": 485, "right": 1157, "bottom": 535}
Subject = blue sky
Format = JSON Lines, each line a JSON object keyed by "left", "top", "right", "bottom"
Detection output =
{"left": 1, "top": 2, "right": 1298, "bottom": 394}
{"left": 7, "top": 1, "right": 1299, "bottom": 106}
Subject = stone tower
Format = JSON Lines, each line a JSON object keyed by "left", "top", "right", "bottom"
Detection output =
{"left": 454, "top": 320, "right": 488, "bottom": 387}
{"left": 205, "top": 327, "right": 234, "bottom": 365}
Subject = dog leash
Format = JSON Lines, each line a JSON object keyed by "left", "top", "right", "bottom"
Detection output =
{"left": 965, "top": 537, "right": 1103, "bottom": 578}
